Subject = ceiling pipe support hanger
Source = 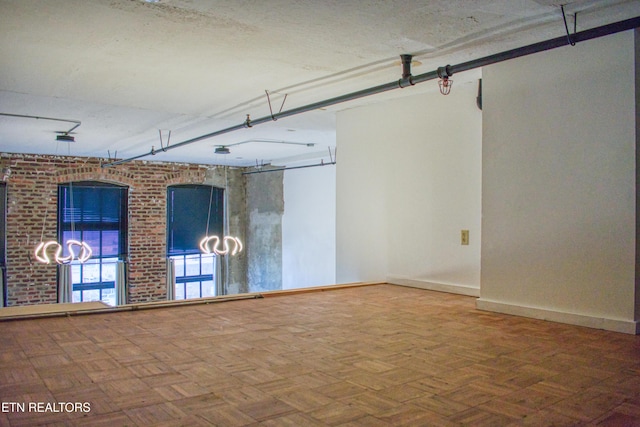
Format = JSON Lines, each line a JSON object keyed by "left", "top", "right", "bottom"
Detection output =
{"left": 561, "top": 4, "right": 578, "bottom": 46}
{"left": 398, "top": 54, "right": 415, "bottom": 88}
{"left": 102, "top": 16, "right": 640, "bottom": 168}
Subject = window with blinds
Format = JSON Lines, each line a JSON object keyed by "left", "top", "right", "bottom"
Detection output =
{"left": 58, "top": 182, "right": 128, "bottom": 306}
{"left": 167, "top": 185, "right": 224, "bottom": 299}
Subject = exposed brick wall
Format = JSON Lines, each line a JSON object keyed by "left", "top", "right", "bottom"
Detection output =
{"left": 1, "top": 153, "right": 208, "bottom": 306}
{"left": 4, "top": 155, "right": 58, "bottom": 305}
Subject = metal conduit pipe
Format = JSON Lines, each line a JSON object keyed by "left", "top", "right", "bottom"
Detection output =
{"left": 102, "top": 16, "right": 640, "bottom": 168}
{"left": 242, "top": 161, "right": 337, "bottom": 175}
{"left": 0, "top": 113, "right": 81, "bottom": 134}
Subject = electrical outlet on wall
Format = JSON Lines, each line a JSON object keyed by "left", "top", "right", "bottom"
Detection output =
{"left": 461, "top": 230, "right": 469, "bottom": 245}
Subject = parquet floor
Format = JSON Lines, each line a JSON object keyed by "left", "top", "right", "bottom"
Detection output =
{"left": 1, "top": 284, "right": 639, "bottom": 426}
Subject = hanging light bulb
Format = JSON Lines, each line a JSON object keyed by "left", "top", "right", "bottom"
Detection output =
{"left": 34, "top": 146, "right": 93, "bottom": 265}
{"left": 199, "top": 168, "right": 243, "bottom": 257}
{"left": 199, "top": 235, "right": 243, "bottom": 256}
{"left": 34, "top": 239, "right": 92, "bottom": 264}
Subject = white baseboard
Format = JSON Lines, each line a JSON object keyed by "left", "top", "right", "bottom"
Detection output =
{"left": 476, "top": 298, "right": 639, "bottom": 335}
{"left": 387, "top": 277, "right": 480, "bottom": 297}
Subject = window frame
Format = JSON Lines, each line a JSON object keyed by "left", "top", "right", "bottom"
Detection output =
{"left": 167, "top": 184, "right": 224, "bottom": 256}
{"left": 167, "top": 184, "right": 224, "bottom": 300}
{"left": 0, "top": 183, "right": 5, "bottom": 307}
{"left": 57, "top": 181, "right": 128, "bottom": 306}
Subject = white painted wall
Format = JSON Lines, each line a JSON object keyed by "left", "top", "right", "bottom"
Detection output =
{"left": 479, "top": 31, "right": 638, "bottom": 333}
{"left": 335, "top": 103, "right": 390, "bottom": 283}
{"left": 336, "top": 76, "right": 482, "bottom": 292}
{"left": 282, "top": 165, "right": 336, "bottom": 289}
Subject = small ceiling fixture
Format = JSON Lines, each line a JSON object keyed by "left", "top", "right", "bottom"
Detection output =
{"left": 56, "top": 134, "right": 75, "bottom": 142}
{"left": 215, "top": 146, "right": 230, "bottom": 154}
{"left": 0, "top": 113, "right": 80, "bottom": 143}
{"left": 437, "top": 65, "right": 453, "bottom": 95}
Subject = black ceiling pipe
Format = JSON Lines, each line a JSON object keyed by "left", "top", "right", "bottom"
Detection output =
{"left": 242, "top": 160, "right": 337, "bottom": 175}
{"left": 446, "top": 16, "right": 640, "bottom": 77}
{"left": 102, "top": 15, "right": 640, "bottom": 168}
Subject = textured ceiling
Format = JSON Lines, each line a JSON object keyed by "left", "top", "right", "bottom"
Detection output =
{"left": 1, "top": 0, "right": 639, "bottom": 167}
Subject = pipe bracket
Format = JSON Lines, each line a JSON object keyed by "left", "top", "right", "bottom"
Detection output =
{"left": 398, "top": 77, "right": 415, "bottom": 88}
{"left": 265, "top": 90, "right": 288, "bottom": 121}
{"left": 398, "top": 54, "right": 415, "bottom": 88}
{"left": 437, "top": 65, "right": 453, "bottom": 79}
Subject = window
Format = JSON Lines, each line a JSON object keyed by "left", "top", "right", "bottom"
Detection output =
{"left": 58, "top": 182, "right": 127, "bottom": 306}
{"left": 0, "top": 183, "right": 5, "bottom": 307}
{"left": 171, "top": 253, "right": 217, "bottom": 299}
{"left": 167, "top": 185, "right": 223, "bottom": 300}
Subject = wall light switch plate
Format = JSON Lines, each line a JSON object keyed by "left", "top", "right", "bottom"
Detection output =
{"left": 461, "top": 230, "right": 469, "bottom": 245}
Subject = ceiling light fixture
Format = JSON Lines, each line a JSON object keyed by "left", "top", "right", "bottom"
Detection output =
{"left": 56, "top": 134, "right": 75, "bottom": 142}
{"left": 200, "top": 235, "right": 243, "bottom": 256}
{"left": 34, "top": 142, "right": 92, "bottom": 265}
{"left": 199, "top": 169, "right": 243, "bottom": 257}
{"left": 0, "top": 113, "right": 81, "bottom": 143}
{"left": 437, "top": 65, "right": 453, "bottom": 95}
{"left": 34, "top": 240, "right": 92, "bottom": 264}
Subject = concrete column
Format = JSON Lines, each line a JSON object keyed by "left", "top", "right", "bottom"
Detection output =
{"left": 245, "top": 168, "right": 284, "bottom": 292}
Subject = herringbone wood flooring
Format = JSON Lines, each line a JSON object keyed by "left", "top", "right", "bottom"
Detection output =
{"left": 1, "top": 284, "right": 639, "bottom": 426}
